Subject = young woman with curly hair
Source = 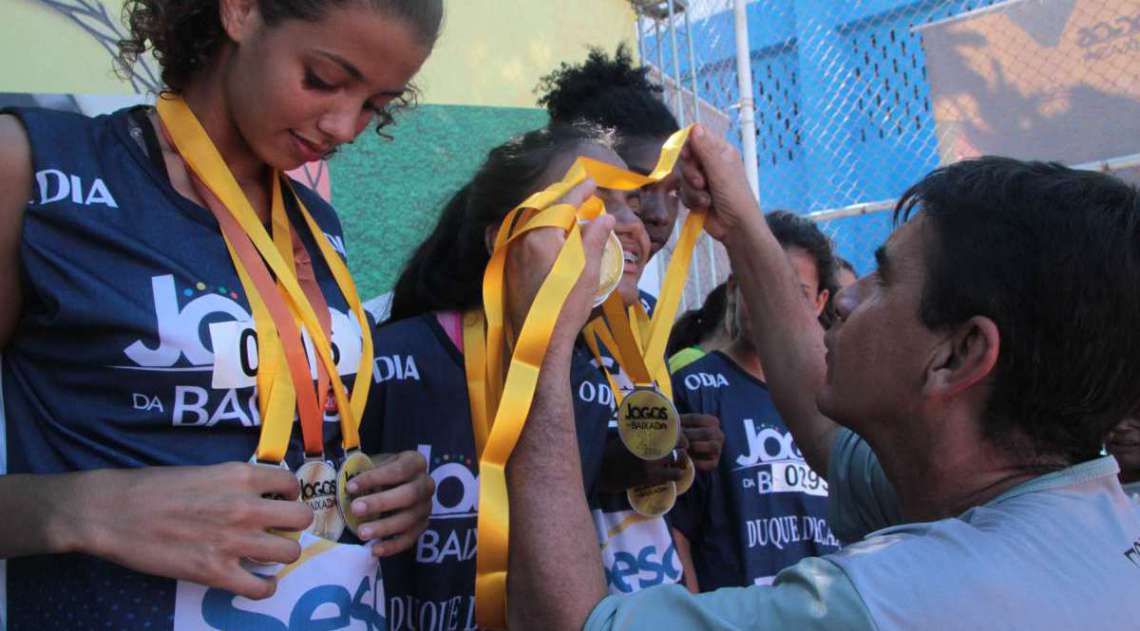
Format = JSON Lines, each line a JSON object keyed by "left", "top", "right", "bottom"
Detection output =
{"left": 0, "top": 1, "right": 442, "bottom": 627}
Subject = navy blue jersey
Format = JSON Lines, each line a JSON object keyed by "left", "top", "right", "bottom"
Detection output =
{"left": 359, "top": 313, "right": 612, "bottom": 630}
{"left": 2, "top": 107, "right": 377, "bottom": 629}
{"left": 670, "top": 351, "right": 840, "bottom": 590}
{"left": 582, "top": 292, "right": 685, "bottom": 595}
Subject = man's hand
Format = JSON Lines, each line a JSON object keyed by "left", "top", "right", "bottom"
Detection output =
{"left": 681, "top": 413, "right": 724, "bottom": 472}
{"left": 65, "top": 464, "right": 313, "bottom": 600}
{"left": 348, "top": 451, "right": 435, "bottom": 557}
{"left": 678, "top": 125, "right": 763, "bottom": 243}
{"left": 597, "top": 433, "right": 690, "bottom": 493}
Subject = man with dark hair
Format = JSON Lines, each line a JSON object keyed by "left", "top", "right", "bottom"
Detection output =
{"left": 501, "top": 126, "right": 1140, "bottom": 629}
{"left": 766, "top": 211, "right": 838, "bottom": 323}
{"left": 1107, "top": 417, "right": 1140, "bottom": 504}
{"left": 834, "top": 256, "right": 857, "bottom": 288}
{"left": 670, "top": 211, "right": 840, "bottom": 591}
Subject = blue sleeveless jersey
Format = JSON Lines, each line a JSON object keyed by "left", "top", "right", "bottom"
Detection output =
{"left": 360, "top": 312, "right": 613, "bottom": 630}
{"left": 670, "top": 351, "right": 840, "bottom": 590}
{"left": 3, "top": 107, "right": 369, "bottom": 629}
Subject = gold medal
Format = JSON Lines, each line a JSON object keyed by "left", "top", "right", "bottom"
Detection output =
{"left": 675, "top": 452, "right": 695, "bottom": 496}
{"left": 296, "top": 458, "right": 344, "bottom": 541}
{"left": 594, "top": 230, "right": 624, "bottom": 307}
{"left": 616, "top": 387, "right": 680, "bottom": 461}
{"left": 626, "top": 481, "right": 677, "bottom": 517}
{"left": 336, "top": 449, "right": 375, "bottom": 538}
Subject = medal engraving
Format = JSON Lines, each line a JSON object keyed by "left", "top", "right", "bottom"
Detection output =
{"left": 626, "top": 481, "right": 677, "bottom": 517}
{"left": 297, "top": 458, "right": 345, "bottom": 541}
{"left": 617, "top": 387, "right": 680, "bottom": 461}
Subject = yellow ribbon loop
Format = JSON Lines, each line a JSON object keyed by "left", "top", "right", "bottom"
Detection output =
{"left": 465, "top": 125, "right": 696, "bottom": 628}
{"left": 157, "top": 95, "right": 374, "bottom": 462}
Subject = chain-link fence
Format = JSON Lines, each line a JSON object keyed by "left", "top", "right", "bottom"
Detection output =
{"left": 634, "top": 0, "right": 1140, "bottom": 311}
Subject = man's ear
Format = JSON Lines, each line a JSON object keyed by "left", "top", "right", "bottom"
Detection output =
{"left": 923, "top": 316, "right": 1000, "bottom": 399}
{"left": 813, "top": 288, "right": 830, "bottom": 317}
{"left": 219, "top": 0, "right": 261, "bottom": 44}
{"left": 484, "top": 224, "right": 500, "bottom": 256}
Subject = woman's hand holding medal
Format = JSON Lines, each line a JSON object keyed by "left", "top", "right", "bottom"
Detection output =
{"left": 503, "top": 177, "right": 616, "bottom": 348}
{"left": 64, "top": 462, "right": 312, "bottom": 600}
{"left": 343, "top": 450, "right": 435, "bottom": 557}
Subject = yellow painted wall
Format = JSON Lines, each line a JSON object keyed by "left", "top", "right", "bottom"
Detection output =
{"left": 417, "top": 1, "right": 636, "bottom": 107}
{"left": 0, "top": 0, "right": 636, "bottom": 104}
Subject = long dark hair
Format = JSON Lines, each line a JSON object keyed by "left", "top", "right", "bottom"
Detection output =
{"left": 389, "top": 123, "right": 614, "bottom": 322}
{"left": 666, "top": 282, "right": 728, "bottom": 357}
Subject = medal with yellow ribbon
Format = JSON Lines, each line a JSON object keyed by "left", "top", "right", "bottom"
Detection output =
{"left": 578, "top": 127, "right": 710, "bottom": 518}
{"left": 462, "top": 125, "right": 695, "bottom": 628}
{"left": 157, "top": 95, "right": 375, "bottom": 539}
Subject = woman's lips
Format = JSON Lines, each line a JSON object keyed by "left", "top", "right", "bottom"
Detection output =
{"left": 290, "top": 131, "right": 329, "bottom": 163}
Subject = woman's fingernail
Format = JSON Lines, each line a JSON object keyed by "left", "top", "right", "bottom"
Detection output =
{"left": 352, "top": 499, "right": 368, "bottom": 515}
{"left": 347, "top": 481, "right": 359, "bottom": 494}
{"left": 359, "top": 527, "right": 372, "bottom": 539}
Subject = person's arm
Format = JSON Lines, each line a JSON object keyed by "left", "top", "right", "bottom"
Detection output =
{"left": 0, "top": 465, "right": 314, "bottom": 599}
{"left": 505, "top": 182, "right": 614, "bottom": 629}
{"left": 672, "top": 528, "right": 700, "bottom": 593}
{"left": 677, "top": 127, "right": 840, "bottom": 477}
{"left": 0, "top": 114, "right": 30, "bottom": 346}
{"left": 0, "top": 115, "right": 315, "bottom": 600}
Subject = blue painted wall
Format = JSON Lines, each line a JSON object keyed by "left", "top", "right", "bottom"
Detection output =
{"left": 647, "top": 0, "right": 1000, "bottom": 273}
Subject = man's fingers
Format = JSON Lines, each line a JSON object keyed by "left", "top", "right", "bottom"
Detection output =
{"left": 350, "top": 476, "right": 434, "bottom": 521}
{"left": 580, "top": 213, "right": 616, "bottom": 256}
{"left": 347, "top": 451, "right": 428, "bottom": 495}
{"left": 356, "top": 500, "right": 431, "bottom": 542}
{"left": 217, "top": 562, "right": 280, "bottom": 601}
{"left": 372, "top": 528, "right": 426, "bottom": 558}
{"left": 558, "top": 177, "right": 598, "bottom": 209}
{"left": 251, "top": 497, "right": 315, "bottom": 532}
{"left": 247, "top": 463, "right": 302, "bottom": 501}
{"left": 683, "top": 427, "right": 720, "bottom": 443}
{"left": 236, "top": 531, "right": 304, "bottom": 567}
{"left": 687, "top": 442, "right": 721, "bottom": 458}
{"left": 681, "top": 414, "right": 720, "bottom": 429}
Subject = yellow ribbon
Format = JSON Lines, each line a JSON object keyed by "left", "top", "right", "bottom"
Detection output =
{"left": 466, "top": 125, "right": 694, "bottom": 628}
{"left": 157, "top": 95, "right": 374, "bottom": 462}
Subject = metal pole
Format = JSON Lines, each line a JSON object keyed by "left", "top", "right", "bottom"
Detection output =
{"left": 636, "top": 12, "right": 646, "bottom": 66}
{"left": 667, "top": 0, "right": 686, "bottom": 126}
{"left": 733, "top": 0, "right": 760, "bottom": 200}
{"left": 655, "top": 19, "right": 664, "bottom": 82}
{"left": 684, "top": 8, "right": 701, "bottom": 124}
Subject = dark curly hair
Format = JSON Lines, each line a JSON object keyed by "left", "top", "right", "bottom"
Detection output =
{"left": 117, "top": 0, "right": 443, "bottom": 134}
{"left": 536, "top": 44, "right": 679, "bottom": 150}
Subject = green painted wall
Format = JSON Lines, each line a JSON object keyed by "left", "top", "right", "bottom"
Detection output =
{"left": 331, "top": 103, "right": 548, "bottom": 299}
